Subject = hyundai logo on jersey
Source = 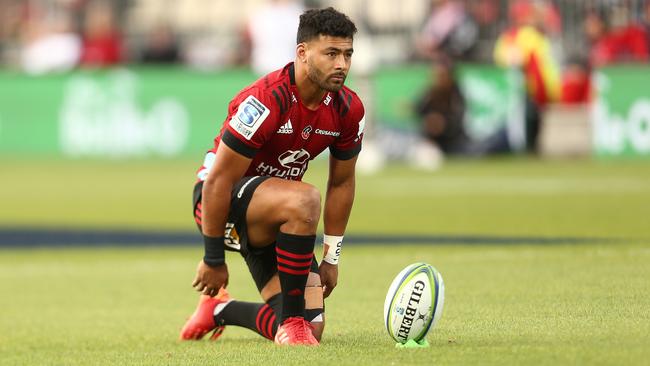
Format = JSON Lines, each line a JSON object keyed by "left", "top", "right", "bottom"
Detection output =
{"left": 278, "top": 149, "right": 310, "bottom": 168}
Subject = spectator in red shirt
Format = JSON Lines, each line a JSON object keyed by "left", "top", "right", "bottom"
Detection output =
{"left": 509, "top": 0, "right": 562, "bottom": 36}
{"left": 584, "top": 7, "right": 649, "bottom": 67}
{"left": 560, "top": 57, "right": 591, "bottom": 104}
{"left": 79, "top": 2, "right": 122, "bottom": 67}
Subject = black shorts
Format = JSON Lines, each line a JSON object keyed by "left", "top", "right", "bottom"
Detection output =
{"left": 193, "top": 176, "right": 319, "bottom": 292}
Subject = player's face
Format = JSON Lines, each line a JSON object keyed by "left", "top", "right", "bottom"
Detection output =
{"left": 304, "top": 35, "right": 353, "bottom": 92}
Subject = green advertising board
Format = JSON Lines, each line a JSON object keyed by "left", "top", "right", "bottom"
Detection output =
{"left": 362, "top": 64, "right": 525, "bottom": 150}
{"left": 371, "top": 63, "right": 431, "bottom": 128}
{"left": 457, "top": 64, "right": 525, "bottom": 149}
{"left": 0, "top": 64, "right": 523, "bottom": 158}
{"left": 0, "top": 68, "right": 257, "bottom": 158}
{"left": 593, "top": 66, "right": 650, "bottom": 157}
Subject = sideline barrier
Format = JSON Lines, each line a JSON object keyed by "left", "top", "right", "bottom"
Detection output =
{"left": 593, "top": 66, "right": 650, "bottom": 157}
{"left": 0, "top": 68, "right": 255, "bottom": 157}
{"left": 375, "top": 64, "right": 525, "bottom": 151}
{"left": 0, "top": 227, "right": 612, "bottom": 247}
{"left": 1, "top": 65, "right": 647, "bottom": 158}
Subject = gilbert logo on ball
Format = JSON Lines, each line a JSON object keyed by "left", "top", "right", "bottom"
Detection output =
{"left": 384, "top": 263, "right": 444, "bottom": 343}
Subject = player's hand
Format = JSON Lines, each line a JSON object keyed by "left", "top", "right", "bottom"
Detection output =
{"left": 192, "top": 260, "right": 229, "bottom": 297}
{"left": 319, "top": 261, "right": 338, "bottom": 298}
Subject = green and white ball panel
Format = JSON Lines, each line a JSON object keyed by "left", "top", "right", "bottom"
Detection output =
{"left": 384, "top": 263, "right": 444, "bottom": 343}
{"left": 431, "top": 268, "right": 445, "bottom": 331}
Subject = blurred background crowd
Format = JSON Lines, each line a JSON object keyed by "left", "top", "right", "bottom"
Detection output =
{"left": 1, "top": 0, "right": 649, "bottom": 163}
{"left": 2, "top": 0, "right": 649, "bottom": 74}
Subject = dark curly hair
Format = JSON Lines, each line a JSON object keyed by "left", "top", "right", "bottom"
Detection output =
{"left": 296, "top": 7, "right": 357, "bottom": 43}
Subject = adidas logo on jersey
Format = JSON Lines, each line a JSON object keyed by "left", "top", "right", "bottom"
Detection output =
{"left": 277, "top": 120, "right": 293, "bottom": 134}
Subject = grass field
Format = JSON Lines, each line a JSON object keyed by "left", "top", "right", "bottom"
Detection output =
{"left": 1, "top": 157, "right": 649, "bottom": 365}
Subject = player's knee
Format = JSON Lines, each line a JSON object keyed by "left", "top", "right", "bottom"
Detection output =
{"left": 284, "top": 184, "right": 321, "bottom": 226}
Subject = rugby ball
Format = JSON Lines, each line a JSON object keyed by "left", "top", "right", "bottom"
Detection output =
{"left": 383, "top": 262, "right": 444, "bottom": 343}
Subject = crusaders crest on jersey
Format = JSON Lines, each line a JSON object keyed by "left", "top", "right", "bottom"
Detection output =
{"left": 301, "top": 126, "right": 312, "bottom": 140}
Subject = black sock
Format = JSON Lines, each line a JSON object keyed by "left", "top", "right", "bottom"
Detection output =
{"left": 258, "top": 294, "right": 281, "bottom": 339}
{"left": 214, "top": 294, "right": 282, "bottom": 340}
{"left": 275, "top": 232, "right": 315, "bottom": 321}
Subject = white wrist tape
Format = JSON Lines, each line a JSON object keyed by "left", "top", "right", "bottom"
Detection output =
{"left": 322, "top": 235, "right": 343, "bottom": 265}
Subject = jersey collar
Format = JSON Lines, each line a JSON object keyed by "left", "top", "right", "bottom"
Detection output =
{"left": 288, "top": 63, "right": 296, "bottom": 86}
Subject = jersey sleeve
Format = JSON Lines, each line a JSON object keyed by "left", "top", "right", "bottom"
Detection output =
{"left": 330, "top": 94, "right": 365, "bottom": 160}
{"left": 220, "top": 87, "right": 280, "bottom": 158}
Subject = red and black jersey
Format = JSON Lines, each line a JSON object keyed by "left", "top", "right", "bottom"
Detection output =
{"left": 197, "top": 62, "right": 365, "bottom": 181}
